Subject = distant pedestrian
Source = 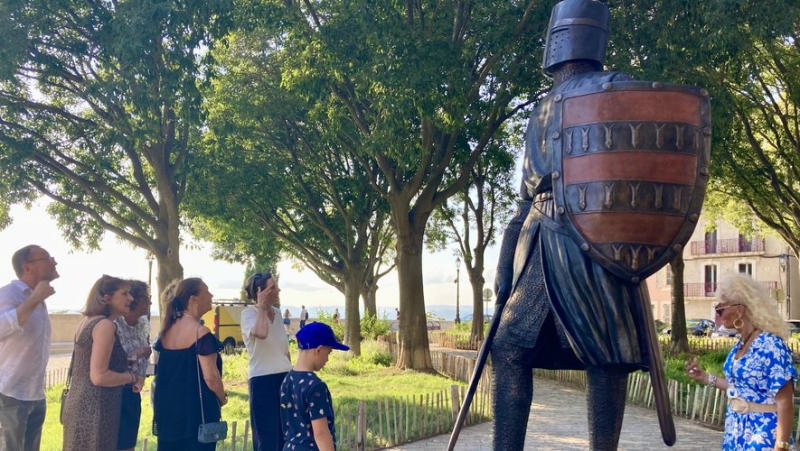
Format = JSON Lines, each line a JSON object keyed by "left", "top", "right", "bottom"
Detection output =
{"left": 241, "top": 272, "right": 291, "bottom": 451}
{"left": 283, "top": 308, "right": 292, "bottom": 335}
{"left": 115, "top": 279, "right": 152, "bottom": 451}
{"left": 299, "top": 305, "right": 309, "bottom": 329}
{"left": 332, "top": 308, "right": 340, "bottom": 324}
{"left": 0, "top": 245, "right": 59, "bottom": 451}
{"left": 395, "top": 308, "right": 400, "bottom": 321}
{"left": 280, "top": 322, "right": 349, "bottom": 450}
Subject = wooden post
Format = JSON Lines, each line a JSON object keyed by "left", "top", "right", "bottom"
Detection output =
{"left": 243, "top": 420, "right": 250, "bottom": 451}
{"left": 356, "top": 401, "right": 366, "bottom": 451}
{"left": 393, "top": 397, "right": 400, "bottom": 445}
{"left": 450, "top": 385, "right": 460, "bottom": 421}
{"left": 231, "top": 420, "right": 237, "bottom": 451}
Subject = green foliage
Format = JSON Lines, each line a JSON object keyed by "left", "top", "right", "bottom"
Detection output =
{"left": 0, "top": 0, "right": 235, "bottom": 296}
{"left": 360, "top": 312, "right": 392, "bottom": 340}
{"left": 452, "top": 321, "right": 472, "bottom": 333}
{"left": 608, "top": 0, "right": 800, "bottom": 256}
{"left": 314, "top": 309, "right": 345, "bottom": 342}
{"left": 207, "top": 0, "right": 554, "bottom": 368}
{"left": 40, "top": 341, "right": 460, "bottom": 450}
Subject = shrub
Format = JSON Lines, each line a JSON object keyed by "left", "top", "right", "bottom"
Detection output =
{"left": 314, "top": 308, "right": 345, "bottom": 342}
{"left": 360, "top": 312, "right": 391, "bottom": 340}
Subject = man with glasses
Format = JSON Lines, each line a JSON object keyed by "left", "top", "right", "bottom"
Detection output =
{"left": 0, "top": 245, "right": 59, "bottom": 451}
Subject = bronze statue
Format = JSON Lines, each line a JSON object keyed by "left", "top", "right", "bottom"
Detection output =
{"left": 448, "top": 0, "right": 711, "bottom": 449}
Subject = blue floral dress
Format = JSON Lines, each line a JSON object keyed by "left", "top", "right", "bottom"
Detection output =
{"left": 722, "top": 332, "right": 797, "bottom": 450}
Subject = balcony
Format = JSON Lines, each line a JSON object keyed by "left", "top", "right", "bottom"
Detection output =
{"left": 689, "top": 238, "right": 766, "bottom": 255}
{"left": 683, "top": 280, "right": 778, "bottom": 297}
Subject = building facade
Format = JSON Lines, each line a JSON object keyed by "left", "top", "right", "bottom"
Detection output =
{"left": 648, "top": 217, "right": 800, "bottom": 324}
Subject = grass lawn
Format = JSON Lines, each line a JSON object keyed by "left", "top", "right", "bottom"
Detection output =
{"left": 40, "top": 341, "right": 465, "bottom": 450}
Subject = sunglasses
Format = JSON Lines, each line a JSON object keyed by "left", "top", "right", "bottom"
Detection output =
{"left": 714, "top": 303, "right": 741, "bottom": 316}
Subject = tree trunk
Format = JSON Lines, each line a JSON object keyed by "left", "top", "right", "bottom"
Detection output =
{"left": 343, "top": 271, "right": 363, "bottom": 356}
{"left": 467, "top": 267, "right": 485, "bottom": 342}
{"left": 669, "top": 253, "right": 690, "bottom": 354}
{"left": 155, "top": 245, "right": 184, "bottom": 322}
{"left": 361, "top": 278, "right": 378, "bottom": 319}
{"left": 395, "top": 226, "right": 432, "bottom": 371}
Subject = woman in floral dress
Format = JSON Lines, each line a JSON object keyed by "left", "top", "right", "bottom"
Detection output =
{"left": 686, "top": 273, "right": 797, "bottom": 450}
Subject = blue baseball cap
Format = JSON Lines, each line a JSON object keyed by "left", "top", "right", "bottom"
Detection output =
{"left": 296, "top": 322, "right": 350, "bottom": 351}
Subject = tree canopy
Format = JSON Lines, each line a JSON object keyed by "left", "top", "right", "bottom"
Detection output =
{"left": 0, "top": 0, "right": 234, "bottom": 304}
{"left": 190, "top": 29, "right": 396, "bottom": 354}
{"left": 609, "top": 0, "right": 800, "bottom": 255}
{"left": 231, "top": 0, "right": 549, "bottom": 369}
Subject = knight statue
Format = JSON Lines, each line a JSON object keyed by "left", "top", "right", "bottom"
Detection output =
{"left": 488, "top": 0, "right": 711, "bottom": 449}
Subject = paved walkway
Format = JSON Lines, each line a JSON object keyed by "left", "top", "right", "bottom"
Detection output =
{"left": 386, "top": 377, "right": 722, "bottom": 450}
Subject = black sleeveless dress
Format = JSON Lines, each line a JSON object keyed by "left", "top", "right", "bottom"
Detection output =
{"left": 152, "top": 333, "right": 222, "bottom": 450}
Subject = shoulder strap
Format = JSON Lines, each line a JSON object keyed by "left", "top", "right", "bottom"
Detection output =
{"left": 65, "top": 348, "right": 76, "bottom": 390}
{"left": 196, "top": 324, "right": 206, "bottom": 425}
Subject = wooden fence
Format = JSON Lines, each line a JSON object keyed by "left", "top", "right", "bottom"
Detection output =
{"left": 658, "top": 335, "right": 800, "bottom": 354}
{"left": 535, "top": 368, "right": 800, "bottom": 441}
{"left": 332, "top": 383, "right": 491, "bottom": 450}
{"left": 45, "top": 367, "right": 69, "bottom": 390}
{"left": 140, "top": 420, "right": 251, "bottom": 450}
{"left": 429, "top": 331, "right": 482, "bottom": 351}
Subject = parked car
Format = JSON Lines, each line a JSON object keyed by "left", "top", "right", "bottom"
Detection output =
{"left": 787, "top": 320, "right": 800, "bottom": 336}
{"left": 688, "top": 319, "right": 715, "bottom": 336}
{"left": 662, "top": 318, "right": 715, "bottom": 336}
{"left": 711, "top": 325, "right": 739, "bottom": 339}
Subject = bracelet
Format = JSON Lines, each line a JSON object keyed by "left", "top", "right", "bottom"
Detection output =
{"left": 776, "top": 440, "right": 790, "bottom": 450}
{"left": 707, "top": 374, "right": 717, "bottom": 388}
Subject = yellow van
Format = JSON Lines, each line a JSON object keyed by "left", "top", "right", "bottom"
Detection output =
{"left": 201, "top": 300, "right": 249, "bottom": 354}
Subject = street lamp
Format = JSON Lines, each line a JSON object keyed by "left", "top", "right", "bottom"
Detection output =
{"left": 780, "top": 253, "right": 794, "bottom": 319}
{"left": 146, "top": 251, "right": 155, "bottom": 291}
{"left": 454, "top": 257, "right": 461, "bottom": 324}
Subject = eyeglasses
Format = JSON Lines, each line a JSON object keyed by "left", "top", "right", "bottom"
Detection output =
{"left": 26, "top": 256, "right": 55, "bottom": 264}
{"left": 715, "top": 303, "right": 741, "bottom": 316}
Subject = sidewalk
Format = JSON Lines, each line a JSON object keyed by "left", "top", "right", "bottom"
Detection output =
{"left": 386, "top": 377, "right": 722, "bottom": 450}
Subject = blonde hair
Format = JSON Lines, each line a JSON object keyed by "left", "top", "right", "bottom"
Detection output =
{"left": 716, "top": 273, "right": 789, "bottom": 339}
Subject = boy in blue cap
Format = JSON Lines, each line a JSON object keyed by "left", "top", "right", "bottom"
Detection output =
{"left": 280, "top": 322, "right": 349, "bottom": 450}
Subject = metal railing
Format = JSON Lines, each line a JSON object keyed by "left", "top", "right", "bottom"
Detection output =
{"left": 690, "top": 238, "right": 765, "bottom": 255}
{"left": 684, "top": 280, "right": 778, "bottom": 297}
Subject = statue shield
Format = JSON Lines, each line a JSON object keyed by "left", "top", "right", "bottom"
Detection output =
{"left": 551, "top": 81, "right": 711, "bottom": 284}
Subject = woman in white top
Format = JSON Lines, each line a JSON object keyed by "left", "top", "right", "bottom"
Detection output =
{"left": 241, "top": 272, "right": 291, "bottom": 451}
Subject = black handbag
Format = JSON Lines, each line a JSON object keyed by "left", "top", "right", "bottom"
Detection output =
{"left": 195, "top": 325, "right": 227, "bottom": 443}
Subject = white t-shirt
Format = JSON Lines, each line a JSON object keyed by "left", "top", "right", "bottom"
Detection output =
{"left": 240, "top": 305, "right": 292, "bottom": 378}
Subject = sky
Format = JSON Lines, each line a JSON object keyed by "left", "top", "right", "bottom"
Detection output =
{"left": 0, "top": 200, "right": 502, "bottom": 318}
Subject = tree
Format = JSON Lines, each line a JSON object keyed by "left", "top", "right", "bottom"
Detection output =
{"left": 190, "top": 31, "right": 396, "bottom": 355}
{"left": 428, "top": 141, "right": 518, "bottom": 342}
{"left": 248, "top": 0, "right": 548, "bottom": 369}
{"left": 609, "top": 0, "right": 800, "bottom": 258}
{"left": 0, "top": 0, "right": 233, "bottom": 311}
{"left": 669, "top": 253, "right": 690, "bottom": 354}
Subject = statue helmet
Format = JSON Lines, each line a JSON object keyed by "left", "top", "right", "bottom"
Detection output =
{"left": 542, "top": 0, "right": 610, "bottom": 74}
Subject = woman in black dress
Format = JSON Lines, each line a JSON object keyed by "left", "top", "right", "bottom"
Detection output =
{"left": 152, "top": 278, "right": 227, "bottom": 450}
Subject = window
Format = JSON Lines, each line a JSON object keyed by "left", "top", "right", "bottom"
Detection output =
{"left": 665, "top": 266, "right": 673, "bottom": 287}
{"left": 738, "top": 263, "right": 753, "bottom": 275}
{"left": 662, "top": 304, "right": 671, "bottom": 323}
{"left": 704, "top": 264, "right": 718, "bottom": 295}
{"left": 705, "top": 230, "right": 718, "bottom": 254}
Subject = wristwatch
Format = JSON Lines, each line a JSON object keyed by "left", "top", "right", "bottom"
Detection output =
{"left": 776, "top": 440, "right": 790, "bottom": 450}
